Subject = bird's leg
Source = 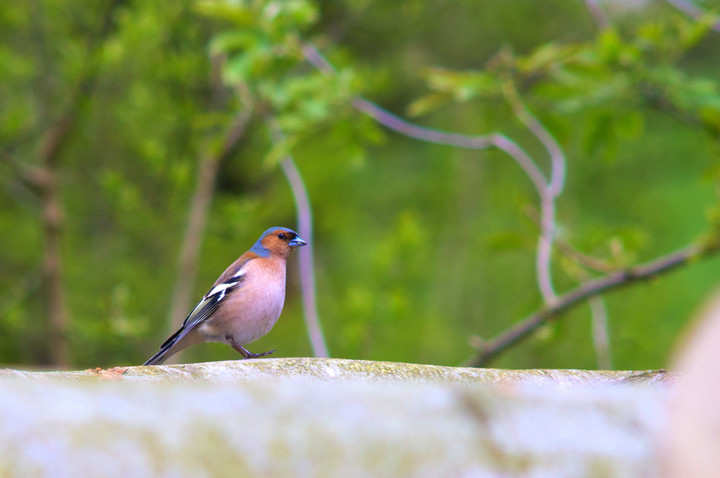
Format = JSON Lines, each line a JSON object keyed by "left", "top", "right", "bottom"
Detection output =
{"left": 243, "top": 348, "right": 277, "bottom": 358}
{"left": 226, "top": 336, "right": 276, "bottom": 359}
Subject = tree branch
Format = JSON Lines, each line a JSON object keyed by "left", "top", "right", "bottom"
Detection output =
{"left": 301, "top": 44, "right": 549, "bottom": 196}
{"left": 466, "top": 238, "right": 720, "bottom": 367}
{"left": 501, "top": 79, "right": 565, "bottom": 303}
{"left": 267, "top": 119, "right": 329, "bottom": 358}
{"left": 301, "top": 42, "right": 720, "bottom": 370}
{"left": 523, "top": 204, "right": 618, "bottom": 274}
{"left": 584, "top": 0, "right": 610, "bottom": 30}
{"left": 280, "top": 158, "right": 329, "bottom": 358}
{"left": 302, "top": 45, "right": 568, "bottom": 304}
{"left": 523, "top": 204, "right": 615, "bottom": 368}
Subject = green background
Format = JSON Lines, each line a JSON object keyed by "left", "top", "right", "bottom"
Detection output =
{"left": 1, "top": 0, "right": 719, "bottom": 370}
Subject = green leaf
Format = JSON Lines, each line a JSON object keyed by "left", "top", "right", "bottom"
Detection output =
{"left": 515, "top": 43, "right": 579, "bottom": 75}
{"left": 263, "top": 134, "right": 297, "bottom": 168}
{"left": 210, "top": 31, "right": 261, "bottom": 55}
{"left": 261, "top": 0, "right": 318, "bottom": 37}
{"left": 677, "top": 11, "right": 718, "bottom": 50}
{"left": 194, "top": 2, "right": 255, "bottom": 26}
{"left": 223, "top": 52, "right": 255, "bottom": 83}
{"left": 406, "top": 92, "right": 451, "bottom": 117}
{"left": 597, "top": 28, "right": 624, "bottom": 64}
{"left": 423, "top": 67, "right": 497, "bottom": 101}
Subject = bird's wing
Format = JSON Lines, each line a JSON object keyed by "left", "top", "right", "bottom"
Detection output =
{"left": 144, "top": 280, "right": 242, "bottom": 366}
{"left": 159, "top": 258, "right": 252, "bottom": 350}
{"left": 211, "top": 255, "right": 254, "bottom": 288}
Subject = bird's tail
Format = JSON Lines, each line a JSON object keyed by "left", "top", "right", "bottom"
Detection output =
{"left": 143, "top": 347, "right": 174, "bottom": 366}
{"left": 143, "top": 328, "right": 184, "bottom": 366}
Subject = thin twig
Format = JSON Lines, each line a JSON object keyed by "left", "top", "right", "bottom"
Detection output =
{"left": 501, "top": 80, "right": 565, "bottom": 303}
{"left": 465, "top": 240, "right": 720, "bottom": 367}
{"left": 301, "top": 44, "right": 549, "bottom": 196}
{"left": 555, "top": 239, "right": 619, "bottom": 274}
{"left": 584, "top": 0, "right": 611, "bottom": 29}
{"left": 302, "top": 42, "right": 720, "bottom": 370}
{"left": 280, "top": 158, "right": 330, "bottom": 358}
{"left": 501, "top": 81, "right": 566, "bottom": 197}
{"left": 303, "top": 43, "right": 565, "bottom": 304}
{"left": 268, "top": 119, "right": 330, "bottom": 358}
{"left": 524, "top": 204, "right": 614, "bottom": 368}
{"left": 523, "top": 204, "right": 617, "bottom": 274}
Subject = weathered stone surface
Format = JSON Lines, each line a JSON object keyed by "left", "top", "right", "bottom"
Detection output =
{"left": 0, "top": 357, "right": 674, "bottom": 385}
{"left": 0, "top": 359, "right": 672, "bottom": 477}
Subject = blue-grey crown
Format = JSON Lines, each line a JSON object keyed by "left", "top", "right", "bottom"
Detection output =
{"left": 249, "top": 227, "right": 301, "bottom": 257}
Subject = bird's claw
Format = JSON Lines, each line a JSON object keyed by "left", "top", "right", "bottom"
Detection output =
{"left": 244, "top": 348, "right": 276, "bottom": 359}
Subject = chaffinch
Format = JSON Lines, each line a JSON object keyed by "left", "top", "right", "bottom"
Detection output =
{"left": 144, "top": 227, "right": 307, "bottom": 366}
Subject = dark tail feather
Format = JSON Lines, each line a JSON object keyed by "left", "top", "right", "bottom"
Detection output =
{"left": 143, "top": 328, "right": 183, "bottom": 366}
{"left": 143, "top": 346, "right": 174, "bottom": 366}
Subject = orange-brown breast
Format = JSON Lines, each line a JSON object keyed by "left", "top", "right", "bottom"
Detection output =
{"left": 199, "top": 256, "right": 287, "bottom": 346}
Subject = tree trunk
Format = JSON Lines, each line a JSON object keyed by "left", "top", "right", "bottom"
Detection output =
{"left": 40, "top": 167, "right": 69, "bottom": 366}
{"left": 37, "top": 114, "right": 75, "bottom": 367}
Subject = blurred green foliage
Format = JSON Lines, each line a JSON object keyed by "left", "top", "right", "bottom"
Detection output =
{"left": 1, "top": 0, "right": 719, "bottom": 370}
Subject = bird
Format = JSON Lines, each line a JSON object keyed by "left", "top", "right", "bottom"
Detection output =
{"left": 144, "top": 227, "right": 307, "bottom": 366}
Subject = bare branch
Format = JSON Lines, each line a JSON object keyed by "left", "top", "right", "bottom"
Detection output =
{"left": 466, "top": 239, "right": 720, "bottom": 367}
{"left": 306, "top": 41, "right": 567, "bottom": 306}
{"left": 555, "top": 239, "right": 619, "bottom": 275}
{"left": 523, "top": 204, "right": 618, "bottom": 274}
{"left": 303, "top": 45, "right": 566, "bottom": 304}
{"left": 502, "top": 80, "right": 566, "bottom": 303}
{"left": 584, "top": 0, "right": 611, "bottom": 29}
{"left": 280, "top": 158, "right": 330, "bottom": 358}
{"left": 525, "top": 203, "right": 614, "bottom": 368}
{"left": 267, "top": 119, "right": 330, "bottom": 358}
{"left": 486, "top": 134, "right": 548, "bottom": 195}
{"left": 301, "top": 44, "right": 549, "bottom": 195}
{"left": 501, "top": 81, "right": 566, "bottom": 197}
{"left": 302, "top": 42, "right": 719, "bottom": 371}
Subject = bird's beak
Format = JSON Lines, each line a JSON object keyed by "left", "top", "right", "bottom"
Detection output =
{"left": 289, "top": 236, "right": 307, "bottom": 248}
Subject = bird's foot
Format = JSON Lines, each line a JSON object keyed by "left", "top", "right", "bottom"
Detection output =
{"left": 243, "top": 348, "right": 276, "bottom": 359}
{"left": 227, "top": 336, "right": 276, "bottom": 359}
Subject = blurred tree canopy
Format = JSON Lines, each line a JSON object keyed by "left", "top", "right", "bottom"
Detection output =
{"left": 1, "top": 0, "right": 719, "bottom": 370}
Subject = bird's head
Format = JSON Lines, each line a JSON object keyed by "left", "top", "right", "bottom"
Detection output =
{"left": 251, "top": 227, "right": 307, "bottom": 259}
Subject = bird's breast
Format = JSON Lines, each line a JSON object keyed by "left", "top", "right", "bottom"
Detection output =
{"left": 209, "top": 258, "right": 288, "bottom": 345}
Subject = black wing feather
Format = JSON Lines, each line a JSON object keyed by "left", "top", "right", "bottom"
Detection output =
{"left": 143, "top": 277, "right": 244, "bottom": 365}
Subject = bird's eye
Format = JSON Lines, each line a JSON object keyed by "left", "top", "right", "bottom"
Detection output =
{"left": 277, "top": 233, "right": 286, "bottom": 240}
